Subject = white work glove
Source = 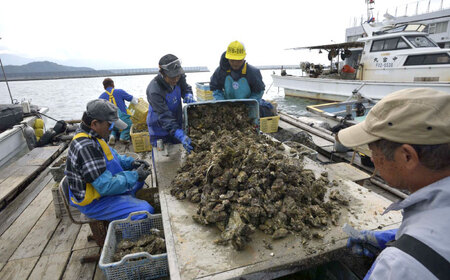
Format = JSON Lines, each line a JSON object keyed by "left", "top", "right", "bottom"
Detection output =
{"left": 131, "top": 97, "right": 139, "bottom": 105}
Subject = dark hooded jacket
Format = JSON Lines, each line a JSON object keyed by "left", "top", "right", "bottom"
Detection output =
{"left": 210, "top": 52, "right": 265, "bottom": 95}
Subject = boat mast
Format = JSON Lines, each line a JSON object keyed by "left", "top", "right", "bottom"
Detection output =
{"left": 0, "top": 37, "right": 14, "bottom": 104}
{"left": 365, "top": 0, "right": 376, "bottom": 23}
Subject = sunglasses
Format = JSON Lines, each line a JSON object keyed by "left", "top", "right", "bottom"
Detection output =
{"left": 160, "top": 59, "right": 182, "bottom": 71}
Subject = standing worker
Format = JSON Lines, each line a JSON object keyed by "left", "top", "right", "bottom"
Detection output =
{"left": 64, "top": 99, "right": 154, "bottom": 221}
{"left": 210, "top": 41, "right": 274, "bottom": 117}
{"left": 337, "top": 88, "right": 450, "bottom": 279}
{"left": 146, "top": 54, "right": 195, "bottom": 153}
{"left": 99, "top": 78, "right": 138, "bottom": 145}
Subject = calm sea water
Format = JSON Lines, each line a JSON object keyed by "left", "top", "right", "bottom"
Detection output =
{"left": 0, "top": 70, "right": 323, "bottom": 127}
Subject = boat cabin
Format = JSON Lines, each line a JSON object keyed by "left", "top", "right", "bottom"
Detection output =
{"left": 355, "top": 23, "right": 450, "bottom": 82}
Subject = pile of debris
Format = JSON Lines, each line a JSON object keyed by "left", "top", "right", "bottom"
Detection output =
{"left": 171, "top": 103, "right": 347, "bottom": 250}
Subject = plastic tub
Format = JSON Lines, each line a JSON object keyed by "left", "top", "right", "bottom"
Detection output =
{"left": 183, "top": 99, "right": 260, "bottom": 133}
{"left": 99, "top": 212, "right": 168, "bottom": 280}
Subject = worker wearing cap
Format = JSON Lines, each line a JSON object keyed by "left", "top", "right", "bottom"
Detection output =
{"left": 146, "top": 54, "right": 195, "bottom": 153}
{"left": 337, "top": 88, "right": 450, "bottom": 279}
{"left": 99, "top": 78, "right": 138, "bottom": 145}
{"left": 64, "top": 99, "right": 154, "bottom": 221}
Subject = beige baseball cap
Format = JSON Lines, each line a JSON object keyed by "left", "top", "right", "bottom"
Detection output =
{"left": 337, "top": 88, "right": 450, "bottom": 147}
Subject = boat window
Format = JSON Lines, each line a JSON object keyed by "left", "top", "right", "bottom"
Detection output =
{"left": 370, "top": 38, "right": 411, "bottom": 52}
{"left": 371, "top": 40, "right": 385, "bottom": 52}
{"left": 406, "top": 36, "right": 436, "bottom": 48}
{"left": 384, "top": 38, "right": 398, "bottom": 50}
{"left": 429, "top": 21, "right": 448, "bottom": 34}
{"left": 397, "top": 38, "right": 409, "bottom": 49}
{"left": 404, "top": 53, "right": 450, "bottom": 66}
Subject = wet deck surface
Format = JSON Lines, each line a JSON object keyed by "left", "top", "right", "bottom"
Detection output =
{"left": 154, "top": 143, "right": 402, "bottom": 279}
{"left": 0, "top": 141, "right": 152, "bottom": 280}
{"left": 0, "top": 118, "right": 406, "bottom": 280}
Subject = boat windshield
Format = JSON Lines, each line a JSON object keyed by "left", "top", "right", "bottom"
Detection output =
{"left": 374, "top": 24, "right": 428, "bottom": 35}
{"left": 406, "top": 36, "right": 437, "bottom": 48}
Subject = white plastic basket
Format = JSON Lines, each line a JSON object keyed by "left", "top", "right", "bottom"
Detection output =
{"left": 99, "top": 211, "right": 168, "bottom": 279}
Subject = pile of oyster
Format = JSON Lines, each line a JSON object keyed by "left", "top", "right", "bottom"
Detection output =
{"left": 171, "top": 103, "right": 347, "bottom": 250}
{"left": 113, "top": 228, "right": 166, "bottom": 261}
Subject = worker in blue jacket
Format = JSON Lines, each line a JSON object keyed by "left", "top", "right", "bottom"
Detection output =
{"left": 210, "top": 41, "right": 275, "bottom": 117}
{"left": 146, "top": 54, "right": 195, "bottom": 153}
{"left": 99, "top": 78, "right": 138, "bottom": 145}
{"left": 64, "top": 99, "right": 154, "bottom": 221}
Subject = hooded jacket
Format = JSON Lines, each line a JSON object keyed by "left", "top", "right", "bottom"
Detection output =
{"left": 210, "top": 52, "right": 265, "bottom": 97}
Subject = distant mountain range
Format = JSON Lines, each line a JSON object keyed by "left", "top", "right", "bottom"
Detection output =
{"left": 2, "top": 61, "right": 95, "bottom": 74}
{"left": 0, "top": 53, "right": 131, "bottom": 70}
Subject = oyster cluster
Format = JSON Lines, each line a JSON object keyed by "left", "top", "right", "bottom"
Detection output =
{"left": 113, "top": 228, "right": 166, "bottom": 261}
{"left": 171, "top": 103, "right": 346, "bottom": 250}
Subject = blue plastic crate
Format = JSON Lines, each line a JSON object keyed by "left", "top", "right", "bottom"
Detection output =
{"left": 183, "top": 99, "right": 260, "bottom": 133}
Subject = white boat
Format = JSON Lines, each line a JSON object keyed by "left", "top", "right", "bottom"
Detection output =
{"left": 0, "top": 105, "right": 49, "bottom": 168}
{"left": 273, "top": 14, "right": 450, "bottom": 101}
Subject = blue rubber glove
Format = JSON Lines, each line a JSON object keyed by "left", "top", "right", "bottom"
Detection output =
{"left": 174, "top": 129, "right": 193, "bottom": 153}
{"left": 347, "top": 229, "right": 398, "bottom": 258}
{"left": 184, "top": 93, "right": 195, "bottom": 104}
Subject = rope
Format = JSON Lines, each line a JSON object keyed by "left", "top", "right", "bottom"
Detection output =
{"left": 264, "top": 81, "right": 274, "bottom": 95}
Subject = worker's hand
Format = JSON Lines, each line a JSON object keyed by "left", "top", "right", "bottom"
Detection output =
{"left": 132, "top": 159, "right": 150, "bottom": 169}
{"left": 174, "top": 129, "right": 194, "bottom": 154}
{"left": 347, "top": 229, "right": 397, "bottom": 258}
{"left": 136, "top": 165, "right": 151, "bottom": 182}
{"left": 184, "top": 93, "right": 196, "bottom": 104}
{"left": 131, "top": 97, "right": 139, "bottom": 105}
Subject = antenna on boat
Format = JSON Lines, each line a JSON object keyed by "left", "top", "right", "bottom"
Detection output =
{"left": 0, "top": 37, "right": 14, "bottom": 104}
{"left": 365, "top": 0, "right": 376, "bottom": 23}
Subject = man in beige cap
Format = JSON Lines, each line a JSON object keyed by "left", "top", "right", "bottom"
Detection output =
{"left": 338, "top": 88, "right": 450, "bottom": 279}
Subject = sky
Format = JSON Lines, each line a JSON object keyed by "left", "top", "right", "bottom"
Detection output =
{"left": 0, "top": 0, "right": 441, "bottom": 70}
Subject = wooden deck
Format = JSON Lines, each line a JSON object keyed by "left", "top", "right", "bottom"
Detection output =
{"left": 0, "top": 118, "right": 405, "bottom": 280}
{"left": 0, "top": 141, "right": 152, "bottom": 280}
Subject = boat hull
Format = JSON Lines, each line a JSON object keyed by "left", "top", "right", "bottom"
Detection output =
{"left": 272, "top": 74, "right": 450, "bottom": 101}
{"left": 0, "top": 107, "right": 49, "bottom": 167}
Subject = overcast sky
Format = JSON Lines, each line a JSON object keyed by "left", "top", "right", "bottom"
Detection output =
{"left": 0, "top": 0, "right": 441, "bottom": 70}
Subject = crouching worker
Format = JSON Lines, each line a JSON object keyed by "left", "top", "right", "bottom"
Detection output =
{"left": 146, "top": 54, "right": 195, "bottom": 153}
{"left": 337, "top": 88, "right": 450, "bottom": 279}
{"left": 64, "top": 99, "right": 154, "bottom": 221}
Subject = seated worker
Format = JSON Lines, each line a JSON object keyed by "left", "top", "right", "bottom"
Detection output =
{"left": 210, "top": 40, "right": 275, "bottom": 117}
{"left": 99, "top": 78, "right": 138, "bottom": 145}
{"left": 146, "top": 54, "right": 195, "bottom": 153}
{"left": 337, "top": 88, "right": 450, "bottom": 279}
{"left": 64, "top": 99, "right": 154, "bottom": 221}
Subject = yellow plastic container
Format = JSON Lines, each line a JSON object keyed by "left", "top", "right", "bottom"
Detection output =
{"left": 128, "top": 98, "right": 149, "bottom": 124}
{"left": 35, "top": 128, "right": 44, "bottom": 137}
{"left": 130, "top": 123, "right": 152, "bottom": 153}
{"left": 34, "top": 118, "right": 44, "bottom": 129}
{"left": 260, "top": 115, "right": 280, "bottom": 133}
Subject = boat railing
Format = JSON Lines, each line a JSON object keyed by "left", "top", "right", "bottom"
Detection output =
{"left": 350, "top": 0, "right": 450, "bottom": 27}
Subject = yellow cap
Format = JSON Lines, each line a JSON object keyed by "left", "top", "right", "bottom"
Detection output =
{"left": 225, "top": 41, "right": 246, "bottom": 60}
{"left": 337, "top": 88, "right": 450, "bottom": 147}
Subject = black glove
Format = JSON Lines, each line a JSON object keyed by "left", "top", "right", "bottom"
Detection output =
{"left": 132, "top": 159, "right": 150, "bottom": 169}
{"left": 136, "top": 165, "right": 151, "bottom": 182}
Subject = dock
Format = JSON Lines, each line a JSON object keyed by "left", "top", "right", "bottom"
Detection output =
{"left": 0, "top": 114, "right": 407, "bottom": 280}
{"left": 0, "top": 141, "right": 152, "bottom": 280}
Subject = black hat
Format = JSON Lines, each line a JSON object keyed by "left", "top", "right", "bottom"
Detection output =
{"left": 159, "top": 54, "right": 184, "bottom": 78}
{"left": 86, "top": 99, "right": 127, "bottom": 130}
